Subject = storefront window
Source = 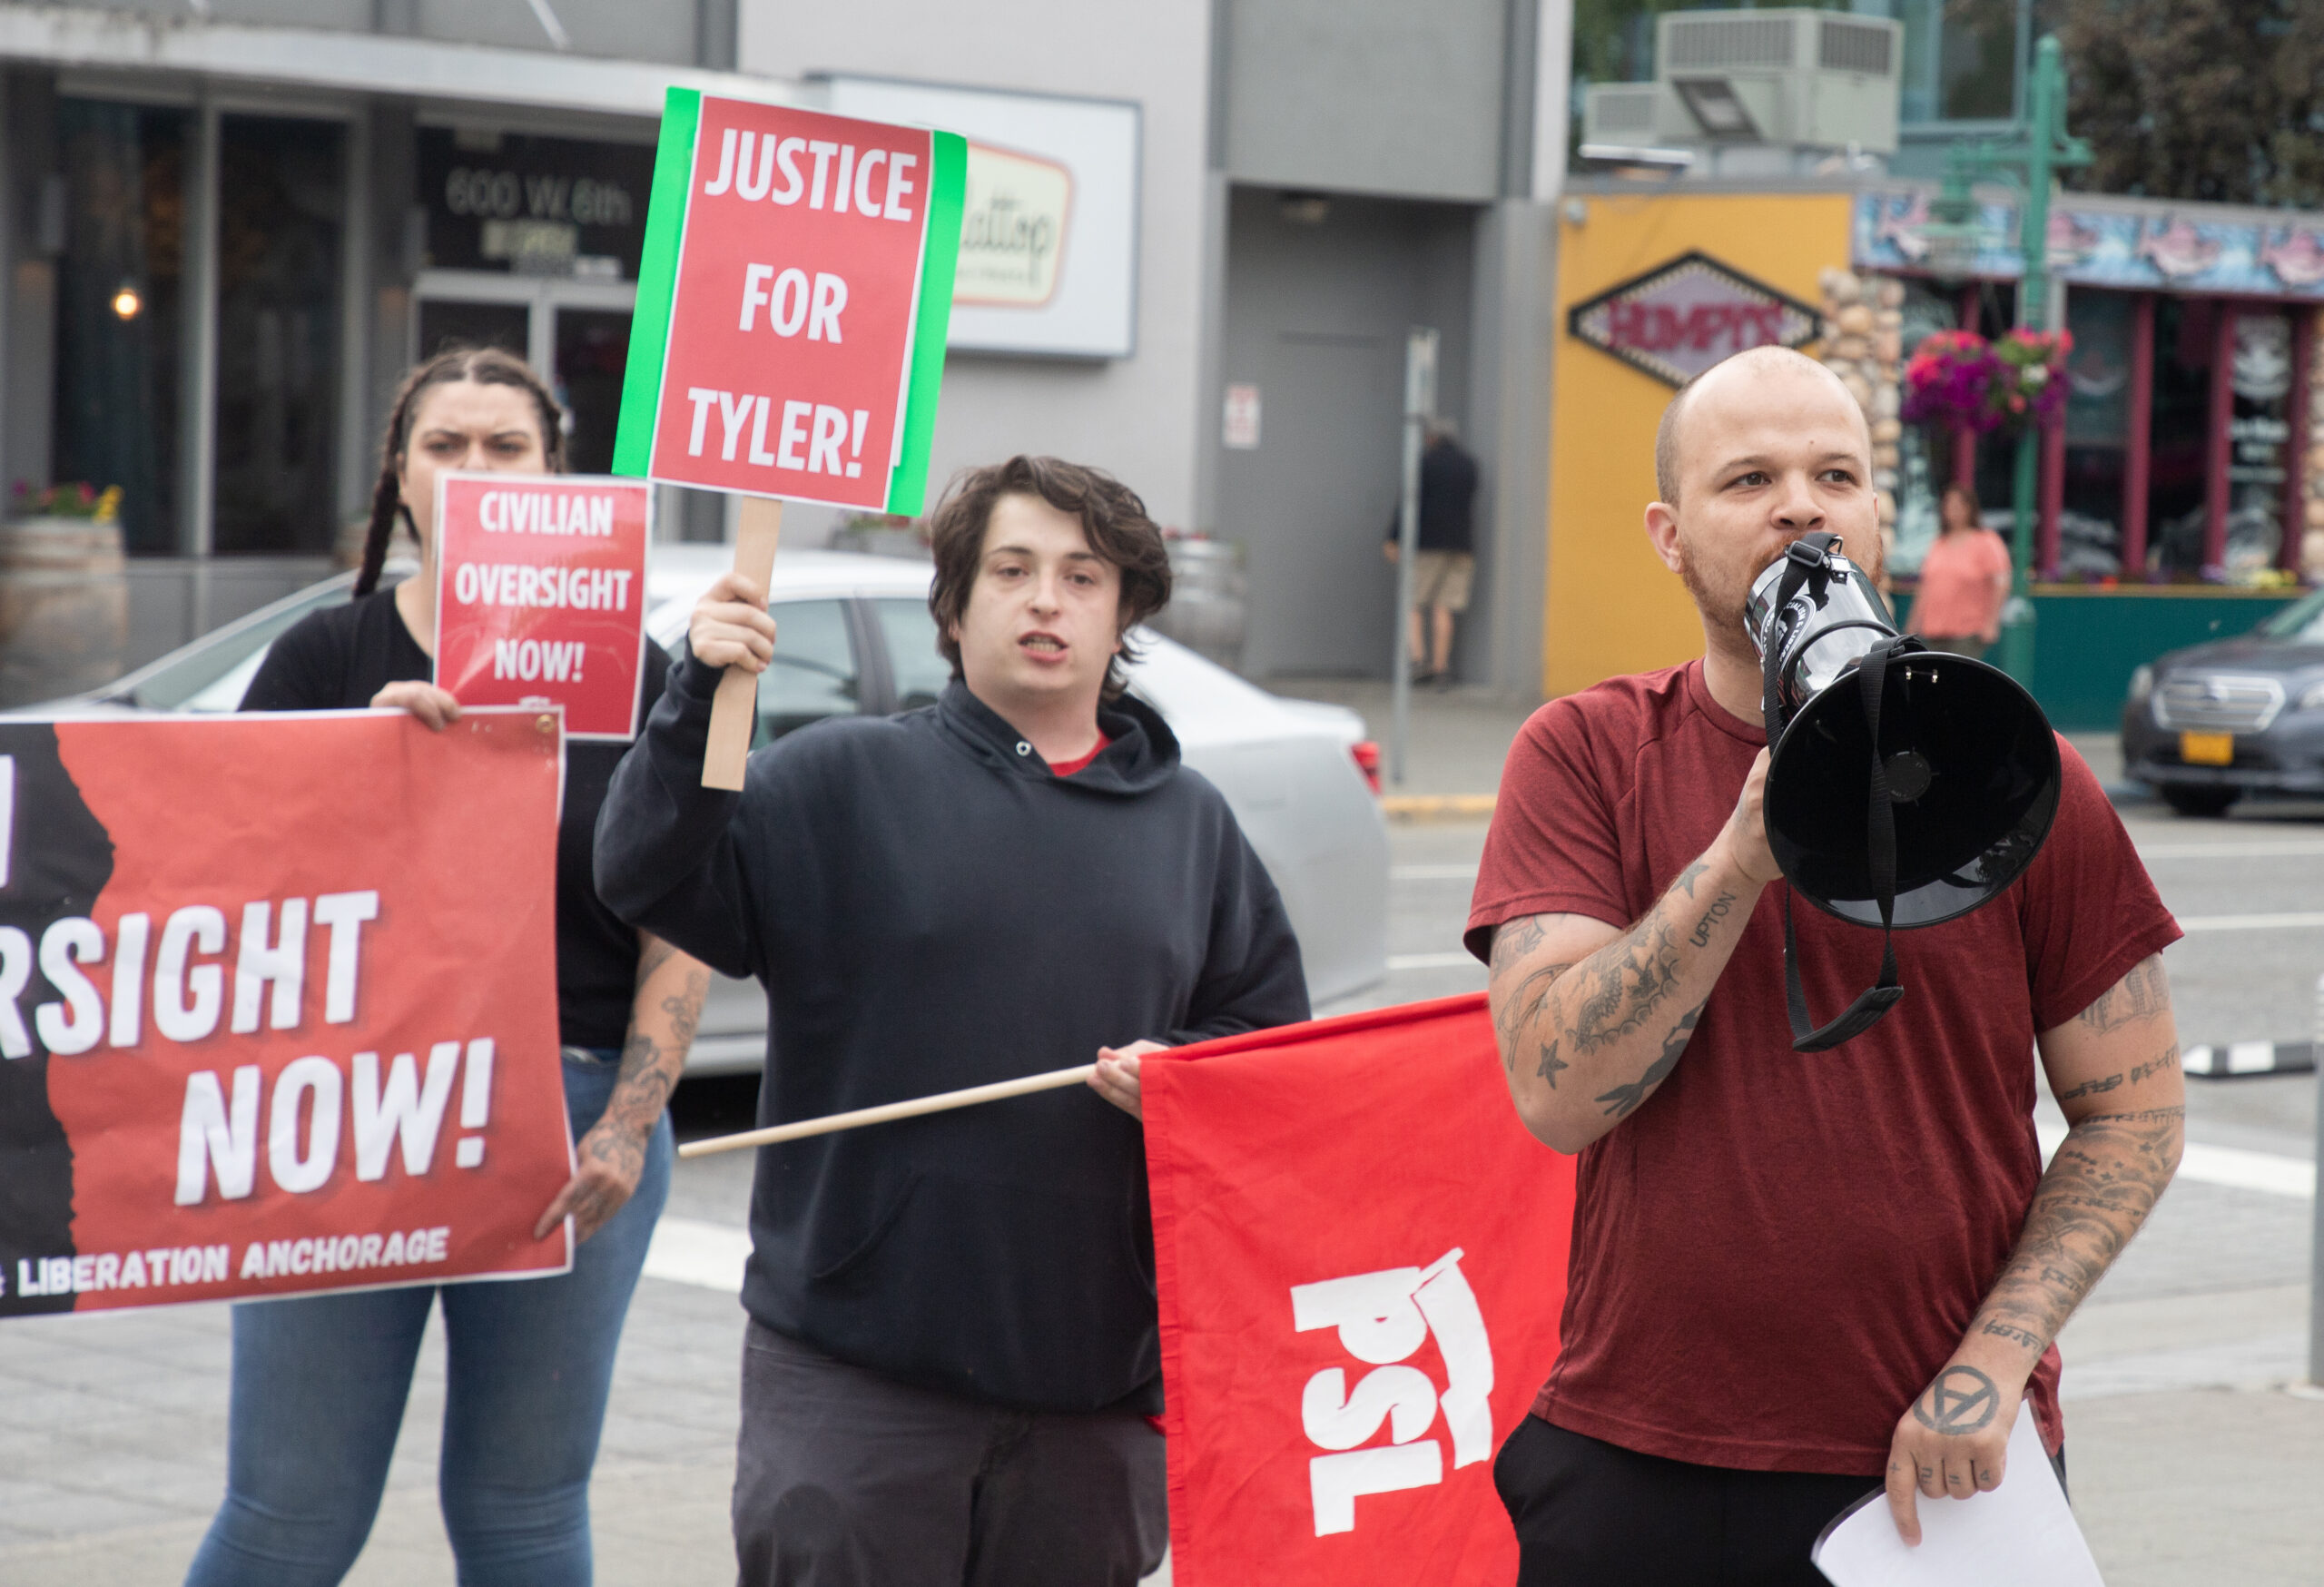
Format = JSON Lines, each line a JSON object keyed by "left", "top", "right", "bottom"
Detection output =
{"left": 555, "top": 309, "right": 631, "bottom": 475}
{"left": 2146, "top": 296, "right": 2214, "bottom": 577}
{"left": 2224, "top": 310, "right": 2293, "bottom": 577}
{"left": 1888, "top": 276, "right": 1962, "bottom": 575}
{"left": 416, "top": 128, "right": 652, "bottom": 281}
{"left": 212, "top": 114, "right": 347, "bottom": 557}
{"left": 51, "top": 99, "right": 186, "bottom": 556}
{"left": 2058, "top": 289, "right": 2132, "bottom": 578}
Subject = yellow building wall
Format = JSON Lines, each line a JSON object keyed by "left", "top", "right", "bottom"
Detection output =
{"left": 1543, "top": 191, "right": 1855, "bottom": 698}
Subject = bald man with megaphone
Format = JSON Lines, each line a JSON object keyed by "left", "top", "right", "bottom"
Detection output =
{"left": 1468, "top": 345, "right": 2183, "bottom": 1585}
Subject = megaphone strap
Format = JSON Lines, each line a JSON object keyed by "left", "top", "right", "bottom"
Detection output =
{"left": 1780, "top": 633, "right": 1909, "bottom": 1052}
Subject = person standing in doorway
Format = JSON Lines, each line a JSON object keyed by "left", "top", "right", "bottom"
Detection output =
{"left": 1903, "top": 483, "right": 2013, "bottom": 660}
{"left": 1384, "top": 419, "right": 1482, "bottom": 687}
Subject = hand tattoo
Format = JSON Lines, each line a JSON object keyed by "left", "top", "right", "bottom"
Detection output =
{"left": 1912, "top": 1366, "right": 1999, "bottom": 1435}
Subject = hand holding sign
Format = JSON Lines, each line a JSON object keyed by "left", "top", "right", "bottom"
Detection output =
{"left": 614, "top": 90, "right": 962, "bottom": 787}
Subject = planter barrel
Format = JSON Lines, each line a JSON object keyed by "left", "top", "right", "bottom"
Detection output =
{"left": 0, "top": 517, "right": 128, "bottom": 706}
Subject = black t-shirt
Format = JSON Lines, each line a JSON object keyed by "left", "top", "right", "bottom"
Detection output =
{"left": 241, "top": 587, "right": 671, "bottom": 1050}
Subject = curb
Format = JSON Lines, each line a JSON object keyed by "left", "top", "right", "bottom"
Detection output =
{"left": 2184, "top": 1041, "right": 2315, "bottom": 1079}
{"left": 1379, "top": 794, "right": 1497, "bottom": 823}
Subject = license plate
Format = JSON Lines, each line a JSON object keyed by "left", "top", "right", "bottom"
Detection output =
{"left": 2181, "top": 731, "right": 2234, "bottom": 766}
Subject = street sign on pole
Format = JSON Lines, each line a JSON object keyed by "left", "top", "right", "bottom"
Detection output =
{"left": 1390, "top": 327, "right": 1439, "bottom": 788}
{"left": 614, "top": 88, "right": 965, "bottom": 786}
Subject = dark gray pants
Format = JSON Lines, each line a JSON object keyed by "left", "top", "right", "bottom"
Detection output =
{"left": 733, "top": 1321, "right": 1167, "bottom": 1587}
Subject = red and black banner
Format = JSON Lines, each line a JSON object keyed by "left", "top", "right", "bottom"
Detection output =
{"left": 0, "top": 710, "right": 574, "bottom": 1316}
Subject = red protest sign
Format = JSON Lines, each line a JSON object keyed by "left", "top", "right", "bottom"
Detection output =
{"left": 432, "top": 472, "right": 652, "bottom": 741}
{"left": 1144, "top": 996, "right": 1576, "bottom": 1585}
{"left": 614, "top": 93, "right": 964, "bottom": 515}
{"left": 0, "top": 710, "right": 573, "bottom": 1317}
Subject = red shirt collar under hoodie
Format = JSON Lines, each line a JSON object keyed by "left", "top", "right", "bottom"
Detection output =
{"left": 1048, "top": 734, "right": 1110, "bottom": 778}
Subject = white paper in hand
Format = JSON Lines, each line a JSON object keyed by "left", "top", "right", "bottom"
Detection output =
{"left": 1811, "top": 1413, "right": 2102, "bottom": 1586}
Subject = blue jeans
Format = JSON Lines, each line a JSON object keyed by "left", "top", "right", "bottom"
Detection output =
{"left": 185, "top": 1050, "right": 675, "bottom": 1587}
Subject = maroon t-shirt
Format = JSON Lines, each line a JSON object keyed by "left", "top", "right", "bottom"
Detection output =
{"left": 1465, "top": 660, "right": 2179, "bottom": 1474}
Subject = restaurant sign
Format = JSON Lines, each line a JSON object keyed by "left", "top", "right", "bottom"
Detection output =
{"left": 1566, "top": 251, "right": 1819, "bottom": 387}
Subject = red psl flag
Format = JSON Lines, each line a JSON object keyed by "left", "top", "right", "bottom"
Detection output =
{"left": 1145, "top": 995, "right": 1577, "bottom": 1584}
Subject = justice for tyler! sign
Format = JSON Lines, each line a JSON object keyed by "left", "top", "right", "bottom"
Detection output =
{"left": 0, "top": 712, "right": 574, "bottom": 1318}
{"left": 433, "top": 472, "right": 652, "bottom": 740}
{"left": 614, "top": 91, "right": 965, "bottom": 513}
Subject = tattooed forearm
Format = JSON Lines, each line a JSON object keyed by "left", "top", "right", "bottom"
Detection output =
{"left": 2075, "top": 956, "right": 2169, "bottom": 1035}
{"left": 1594, "top": 1001, "right": 1704, "bottom": 1119}
{"left": 2055, "top": 1071, "right": 2121, "bottom": 1101}
{"left": 1495, "top": 962, "right": 1573, "bottom": 1073}
{"left": 1689, "top": 890, "right": 1738, "bottom": 948}
{"left": 1970, "top": 1105, "right": 2182, "bottom": 1354}
{"left": 635, "top": 936, "right": 679, "bottom": 988}
{"left": 1569, "top": 915, "right": 1682, "bottom": 1054}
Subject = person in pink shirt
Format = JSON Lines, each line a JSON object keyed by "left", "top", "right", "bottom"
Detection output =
{"left": 1905, "top": 484, "right": 2014, "bottom": 659}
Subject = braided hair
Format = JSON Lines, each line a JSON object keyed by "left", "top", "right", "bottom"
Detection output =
{"left": 353, "top": 346, "right": 567, "bottom": 596}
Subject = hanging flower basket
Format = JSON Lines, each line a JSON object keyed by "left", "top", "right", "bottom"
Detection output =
{"left": 1901, "top": 329, "right": 2071, "bottom": 434}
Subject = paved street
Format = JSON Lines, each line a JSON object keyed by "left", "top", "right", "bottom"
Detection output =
{"left": 4, "top": 693, "right": 2322, "bottom": 1583}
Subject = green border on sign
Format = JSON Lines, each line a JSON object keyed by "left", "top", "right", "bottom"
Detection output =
{"left": 883, "top": 130, "right": 966, "bottom": 517}
{"left": 612, "top": 86, "right": 700, "bottom": 479}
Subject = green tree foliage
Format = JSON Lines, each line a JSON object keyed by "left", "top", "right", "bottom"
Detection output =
{"left": 2058, "top": 0, "right": 2324, "bottom": 206}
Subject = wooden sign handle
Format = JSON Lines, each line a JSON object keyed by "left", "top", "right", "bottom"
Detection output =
{"left": 676, "top": 1064, "right": 1098, "bottom": 1158}
{"left": 703, "top": 497, "right": 783, "bottom": 791}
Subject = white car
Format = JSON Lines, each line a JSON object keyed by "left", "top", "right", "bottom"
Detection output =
{"left": 55, "top": 545, "right": 1391, "bottom": 1071}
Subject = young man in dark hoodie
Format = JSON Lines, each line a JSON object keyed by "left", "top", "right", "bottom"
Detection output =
{"left": 595, "top": 455, "right": 1309, "bottom": 1585}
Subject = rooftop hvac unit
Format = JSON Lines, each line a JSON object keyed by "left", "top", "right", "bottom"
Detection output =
{"left": 1581, "top": 83, "right": 1663, "bottom": 147}
{"left": 1651, "top": 8, "right": 1900, "bottom": 155}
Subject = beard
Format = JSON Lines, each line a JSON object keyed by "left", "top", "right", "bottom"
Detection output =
{"left": 1672, "top": 537, "right": 1758, "bottom": 657}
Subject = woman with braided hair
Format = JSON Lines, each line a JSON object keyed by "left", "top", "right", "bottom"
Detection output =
{"left": 186, "top": 347, "right": 708, "bottom": 1587}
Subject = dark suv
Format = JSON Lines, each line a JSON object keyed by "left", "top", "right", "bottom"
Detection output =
{"left": 2120, "top": 590, "right": 2324, "bottom": 816}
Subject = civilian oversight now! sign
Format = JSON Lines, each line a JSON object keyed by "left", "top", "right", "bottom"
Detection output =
{"left": 614, "top": 91, "right": 965, "bottom": 513}
{"left": 1143, "top": 996, "right": 1576, "bottom": 1584}
{"left": 432, "top": 472, "right": 651, "bottom": 741}
{"left": 1566, "top": 251, "right": 1820, "bottom": 388}
{"left": 0, "top": 712, "right": 574, "bottom": 1318}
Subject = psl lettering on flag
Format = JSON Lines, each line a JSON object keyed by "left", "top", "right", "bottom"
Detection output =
{"left": 1294, "top": 1247, "right": 1494, "bottom": 1535}
{"left": 1144, "top": 995, "right": 1576, "bottom": 1586}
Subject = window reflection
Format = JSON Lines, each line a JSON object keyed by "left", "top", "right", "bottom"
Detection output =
{"left": 52, "top": 99, "right": 186, "bottom": 556}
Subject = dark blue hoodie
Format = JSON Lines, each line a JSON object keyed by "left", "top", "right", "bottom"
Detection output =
{"left": 596, "top": 653, "right": 1308, "bottom": 1412}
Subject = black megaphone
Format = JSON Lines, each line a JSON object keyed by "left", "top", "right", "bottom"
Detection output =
{"left": 1747, "top": 532, "right": 2061, "bottom": 1050}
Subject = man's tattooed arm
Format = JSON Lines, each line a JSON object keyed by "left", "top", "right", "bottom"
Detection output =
{"left": 1956, "top": 955, "right": 2182, "bottom": 1366}
{"left": 1485, "top": 843, "right": 1767, "bottom": 1154}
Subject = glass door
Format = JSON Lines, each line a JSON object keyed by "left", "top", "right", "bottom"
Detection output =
{"left": 410, "top": 271, "right": 635, "bottom": 474}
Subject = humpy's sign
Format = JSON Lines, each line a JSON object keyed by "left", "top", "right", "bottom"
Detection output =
{"left": 614, "top": 91, "right": 965, "bottom": 514}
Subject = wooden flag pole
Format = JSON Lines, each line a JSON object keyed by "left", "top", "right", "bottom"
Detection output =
{"left": 702, "top": 496, "right": 784, "bottom": 790}
{"left": 677, "top": 1064, "right": 1098, "bottom": 1158}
